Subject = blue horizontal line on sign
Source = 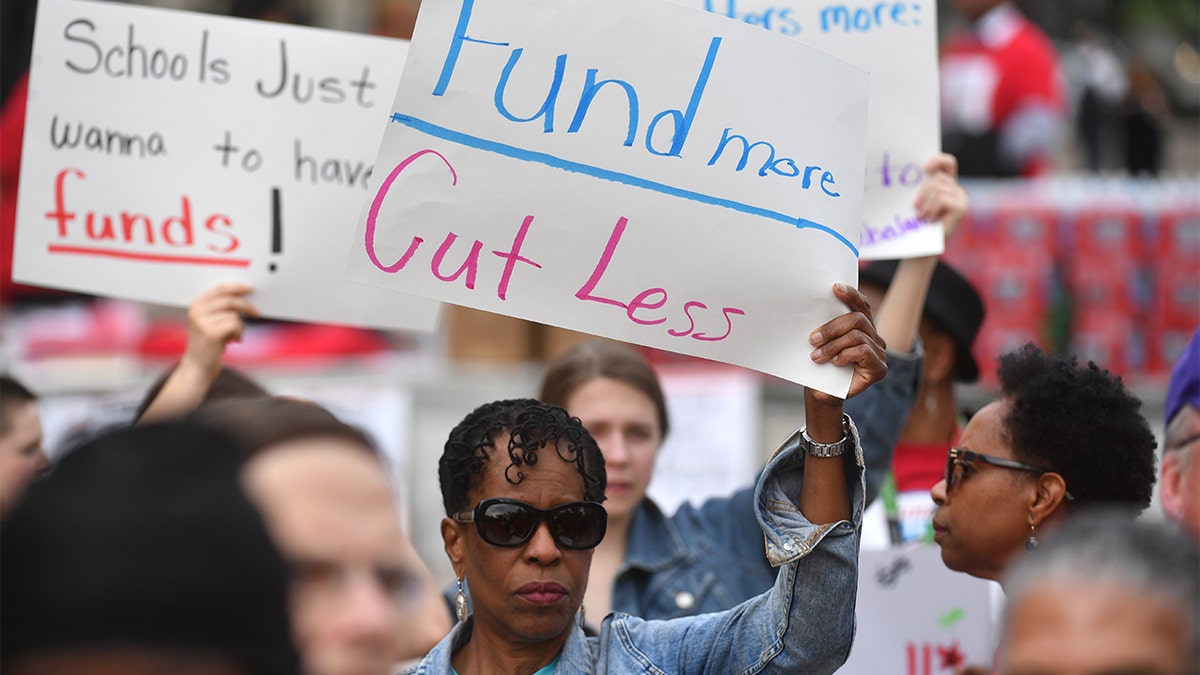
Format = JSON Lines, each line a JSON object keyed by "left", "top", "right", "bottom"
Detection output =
{"left": 388, "top": 113, "right": 858, "bottom": 256}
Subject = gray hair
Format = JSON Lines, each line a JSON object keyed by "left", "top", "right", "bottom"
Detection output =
{"left": 1002, "top": 508, "right": 1199, "bottom": 666}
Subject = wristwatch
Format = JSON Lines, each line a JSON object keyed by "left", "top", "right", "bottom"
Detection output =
{"left": 800, "top": 415, "right": 851, "bottom": 458}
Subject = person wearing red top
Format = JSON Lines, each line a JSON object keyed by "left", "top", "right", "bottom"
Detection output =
{"left": 940, "top": 0, "right": 1067, "bottom": 177}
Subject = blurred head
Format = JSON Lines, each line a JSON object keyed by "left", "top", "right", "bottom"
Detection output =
{"left": 439, "top": 399, "right": 606, "bottom": 650}
{"left": 931, "top": 344, "right": 1157, "bottom": 581}
{"left": 0, "top": 374, "right": 50, "bottom": 518}
{"left": 540, "top": 341, "right": 666, "bottom": 524}
{"left": 1162, "top": 330, "right": 1200, "bottom": 539}
{"left": 999, "top": 510, "right": 1199, "bottom": 675}
{"left": 373, "top": 0, "right": 421, "bottom": 39}
{"left": 198, "top": 398, "right": 411, "bottom": 675}
{"left": 0, "top": 421, "right": 298, "bottom": 674}
{"left": 859, "top": 259, "right": 985, "bottom": 385}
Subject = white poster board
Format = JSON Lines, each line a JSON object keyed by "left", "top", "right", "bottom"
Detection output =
{"left": 14, "top": 0, "right": 441, "bottom": 331}
{"left": 844, "top": 545, "right": 1000, "bottom": 674}
{"left": 684, "top": 0, "right": 943, "bottom": 259}
{"left": 647, "top": 366, "right": 760, "bottom": 514}
{"left": 345, "top": 0, "right": 869, "bottom": 395}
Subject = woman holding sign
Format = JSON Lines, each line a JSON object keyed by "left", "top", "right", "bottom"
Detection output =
{"left": 528, "top": 154, "right": 969, "bottom": 625}
{"left": 412, "top": 291, "right": 885, "bottom": 674}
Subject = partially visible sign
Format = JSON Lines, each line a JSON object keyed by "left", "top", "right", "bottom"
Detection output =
{"left": 346, "top": 0, "right": 870, "bottom": 395}
{"left": 686, "top": 0, "right": 944, "bottom": 259}
{"left": 15, "top": 0, "right": 441, "bottom": 331}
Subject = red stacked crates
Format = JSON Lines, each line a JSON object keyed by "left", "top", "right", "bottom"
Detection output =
{"left": 1146, "top": 206, "right": 1200, "bottom": 374}
{"left": 1066, "top": 206, "right": 1145, "bottom": 377}
{"left": 965, "top": 203, "right": 1058, "bottom": 385}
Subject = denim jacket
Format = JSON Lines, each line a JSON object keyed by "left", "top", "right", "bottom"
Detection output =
{"left": 613, "top": 344, "right": 921, "bottom": 620}
{"left": 403, "top": 420, "right": 866, "bottom": 674}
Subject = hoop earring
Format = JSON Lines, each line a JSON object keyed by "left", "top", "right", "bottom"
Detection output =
{"left": 455, "top": 578, "right": 468, "bottom": 623}
{"left": 1025, "top": 523, "right": 1039, "bottom": 551}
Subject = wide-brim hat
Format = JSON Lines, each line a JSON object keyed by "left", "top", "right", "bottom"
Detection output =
{"left": 859, "top": 259, "right": 986, "bottom": 383}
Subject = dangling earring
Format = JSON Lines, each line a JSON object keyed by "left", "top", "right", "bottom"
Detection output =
{"left": 1025, "top": 523, "right": 1039, "bottom": 551}
{"left": 455, "top": 578, "right": 468, "bottom": 622}
{"left": 577, "top": 605, "right": 586, "bottom": 629}
{"left": 924, "top": 390, "right": 939, "bottom": 418}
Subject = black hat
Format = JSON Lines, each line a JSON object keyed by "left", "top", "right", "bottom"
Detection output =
{"left": 0, "top": 421, "right": 299, "bottom": 674}
{"left": 859, "top": 259, "right": 986, "bottom": 383}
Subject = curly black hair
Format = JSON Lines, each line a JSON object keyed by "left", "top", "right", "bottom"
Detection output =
{"left": 438, "top": 399, "right": 606, "bottom": 516}
{"left": 997, "top": 343, "right": 1157, "bottom": 510}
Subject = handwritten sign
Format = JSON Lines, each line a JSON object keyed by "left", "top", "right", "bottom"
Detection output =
{"left": 345, "top": 0, "right": 869, "bottom": 394}
{"left": 14, "top": 0, "right": 441, "bottom": 331}
{"left": 843, "top": 545, "right": 999, "bottom": 674}
{"left": 683, "top": 0, "right": 943, "bottom": 259}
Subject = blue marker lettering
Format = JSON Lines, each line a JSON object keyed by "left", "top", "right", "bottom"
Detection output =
{"left": 567, "top": 69, "right": 640, "bottom": 147}
{"left": 645, "top": 36, "right": 721, "bottom": 157}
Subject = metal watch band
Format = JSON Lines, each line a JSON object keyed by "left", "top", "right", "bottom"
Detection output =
{"left": 800, "top": 415, "right": 850, "bottom": 457}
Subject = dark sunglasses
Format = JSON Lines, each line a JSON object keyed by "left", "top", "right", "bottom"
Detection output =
{"left": 453, "top": 498, "right": 607, "bottom": 550}
{"left": 945, "top": 447, "right": 1075, "bottom": 500}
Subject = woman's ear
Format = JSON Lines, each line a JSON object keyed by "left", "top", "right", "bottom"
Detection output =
{"left": 1030, "top": 472, "right": 1070, "bottom": 526}
{"left": 1160, "top": 452, "right": 1185, "bottom": 521}
{"left": 442, "top": 517, "right": 467, "bottom": 579}
{"left": 921, "top": 327, "right": 957, "bottom": 385}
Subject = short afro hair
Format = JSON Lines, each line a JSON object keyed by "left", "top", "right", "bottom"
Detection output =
{"left": 997, "top": 343, "right": 1156, "bottom": 510}
{"left": 438, "top": 399, "right": 605, "bottom": 516}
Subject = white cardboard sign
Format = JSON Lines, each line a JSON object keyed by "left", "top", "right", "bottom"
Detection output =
{"left": 345, "top": 0, "right": 869, "bottom": 395}
{"left": 14, "top": 0, "right": 441, "bottom": 331}
{"left": 683, "top": 0, "right": 944, "bottom": 259}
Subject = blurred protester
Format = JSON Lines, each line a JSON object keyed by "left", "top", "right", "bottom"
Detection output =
{"left": 1063, "top": 21, "right": 1128, "bottom": 172}
{"left": 998, "top": 509, "right": 1199, "bottom": 675}
{"left": 0, "top": 374, "right": 50, "bottom": 518}
{"left": 135, "top": 282, "right": 266, "bottom": 424}
{"left": 931, "top": 343, "right": 1157, "bottom": 583}
{"left": 940, "top": 0, "right": 1066, "bottom": 177}
{"left": 1123, "top": 57, "right": 1169, "bottom": 176}
{"left": 372, "top": 0, "right": 421, "bottom": 39}
{"left": 1162, "top": 329, "right": 1199, "bottom": 540}
{"left": 197, "top": 396, "right": 452, "bottom": 673}
{"left": 0, "top": 421, "right": 299, "bottom": 674}
{"left": 858, "top": 258, "right": 985, "bottom": 543}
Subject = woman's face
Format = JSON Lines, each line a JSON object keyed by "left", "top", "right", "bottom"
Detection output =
{"left": 564, "top": 377, "right": 662, "bottom": 525}
{"left": 445, "top": 436, "right": 594, "bottom": 646}
{"left": 930, "top": 400, "right": 1039, "bottom": 581}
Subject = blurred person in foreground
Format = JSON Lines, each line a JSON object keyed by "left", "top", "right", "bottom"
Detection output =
{"left": 1162, "top": 328, "right": 1200, "bottom": 540}
{"left": 197, "top": 396, "right": 452, "bottom": 674}
{"left": 0, "top": 373, "right": 50, "bottom": 518}
{"left": 408, "top": 286, "right": 886, "bottom": 674}
{"left": 940, "top": 0, "right": 1066, "bottom": 177}
{"left": 0, "top": 421, "right": 299, "bottom": 674}
{"left": 997, "top": 509, "right": 1199, "bottom": 675}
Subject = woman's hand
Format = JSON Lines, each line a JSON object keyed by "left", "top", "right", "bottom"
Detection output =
{"left": 808, "top": 283, "right": 888, "bottom": 403}
{"left": 914, "top": 153, "right": 968, "bottom": 242}
{"left": 183, "top": 282, "right": 259, "bottom": 381}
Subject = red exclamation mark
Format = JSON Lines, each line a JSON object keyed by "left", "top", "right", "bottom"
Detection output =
{"left": 269, "top": 187, "right": 282, "bottom": 272}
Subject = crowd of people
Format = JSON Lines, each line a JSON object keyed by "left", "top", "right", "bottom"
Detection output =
{"left": 2, "top": 1, "right": 1197, "bottom": 674}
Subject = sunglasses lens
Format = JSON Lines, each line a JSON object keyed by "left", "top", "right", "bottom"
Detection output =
{"left": 478, "top": 502, "right": 538, "bottom": 547}
{"left": 551, "top": 503, "right": 606, "bottom": 549}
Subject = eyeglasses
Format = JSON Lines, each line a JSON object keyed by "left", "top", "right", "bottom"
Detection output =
{"left": 453, "top": 498, "right": 607, "bottom": 550}
{"left": 945, "top": 447, "right": 1075, "bottom": 500}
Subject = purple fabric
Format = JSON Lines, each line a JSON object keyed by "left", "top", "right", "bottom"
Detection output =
{"left": 1165, "top": 329, "right": 1200, "bottom": 426}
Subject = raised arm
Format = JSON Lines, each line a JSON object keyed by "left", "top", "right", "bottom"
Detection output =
{"left": 137, "top": 282, "right": 259, "bottom": 424}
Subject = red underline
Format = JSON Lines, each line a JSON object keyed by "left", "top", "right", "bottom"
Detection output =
{"left": 47, "top": 244, "right": 252, "bottom": 267}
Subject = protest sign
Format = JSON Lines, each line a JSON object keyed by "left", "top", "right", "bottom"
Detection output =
{"left": 685, "top": 0, "right": 944, "bottom": 259}
{"left": 14, "top": 0, "right": 441, "bottom": 331}
{"left": 844, "top": 545, "right": 999, "bottom": 674}
{"left": 345, "top": 0, "right": 869, "bottom": 394}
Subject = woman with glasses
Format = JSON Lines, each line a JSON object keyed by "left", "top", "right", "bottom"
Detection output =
{"left": 408, "top": 293, "right": 886, "bottom": 674}
{"left": 930, "top": 343, "right": 1158, "bottom": 583}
